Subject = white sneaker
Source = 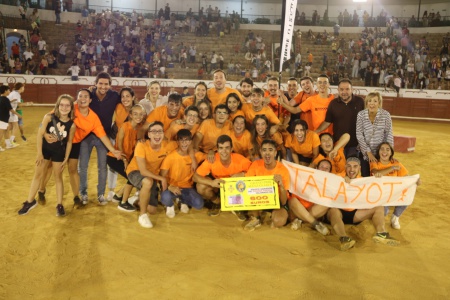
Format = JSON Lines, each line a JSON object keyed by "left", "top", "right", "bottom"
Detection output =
{"left": 314, "top": 222, "right": 330, "bottom": 236}
{"left": 97, "top": 195, "right": 108, "bottom": 206}
{"left": 106, "top": 191, "right": 115, "bottom": 201}
{"left": 180, "top": 203, "right": 189, "bottom": 214}
{"left": 0, "top": 147, "right": 5, "bottom": 152}
{"left": 391, "top": 215, "right": 401, "bottom": 229}
{"left": 166, "top": 206, "right": 175, "bottom": 218}
{"left": 6, "top": 143, "right": 18, "bottom": 149}
{"left": 81, "top": 194, "right": 88, "bottom": 205}
{"left": 138, "top": 214, "right": 153, "bottom": 228}
{"left": 290, "top": 218, "right": 303, "bottom": 231}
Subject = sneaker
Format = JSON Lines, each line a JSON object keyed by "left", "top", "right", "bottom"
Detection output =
{"left": 207, "top": 203, "right": 221, "bottom": 217}
{"left": 138, "top": 214, "right": 153, "bottom": 228}
{"left": 314, "top": 222, "right": 330, "bottom": 236}
{"left": 106, "top": 191, "right": 115, "bottom": 201}
{"left": 231, "top": 210, "right": 247, "bottom": 221}
{"left": 81, "top": 194, "right": 88, "bottom": 205}
{"left": 112, "top": 194, "right": 123, "bottom": 203}
{"left": 339, "top": 236, "right": 356, "bottom": 251}
{"left": 18, "top": 199, "right": 37, "bottom": 215}
{"left": 244, "top": 216, "right": 261, "bottom": 231}
{"left": 391, "top": 215, "right": 401, "bottom": 229}
{"left": 180, "top": 203, "right": 190, "bottom": 214}
{"left": 0, "top": 147, "right": 5, "bottom": 152}
{"left": 37, "top": 190, "right": 46, "bottom": 205}
{"left": 56, "top": 204, "right": 66, "bottom": 217}
{"left": 127, "top": 195, "right": 138, "bottom": 205}
{"left": 6, "top": 143, "right": 18, "bottom": 149}
{"left": 166, "top": 206, "right": 175, "bottom": 218}
{"left": 97, "top": 195, "right": 108, "bottom": 206}
{"left": 73, "top": 195, "right": 82, "bottom": 207}
{"left": 372, "top": 232, "right": 400, "bottom": 246}
{"left": 118, "top": 202, "right": 136, "bottom": 212}
{"left": 12, "top": 142, "right": 20, "bottom": 147}
{"left": 21, "top": 135, "right": 27, "bottom": 141}
{"left": 290, "top": 218, "right": 303, "bottom": 231}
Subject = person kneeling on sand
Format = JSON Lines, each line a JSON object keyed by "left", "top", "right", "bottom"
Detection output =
{"left": 193, "top": 134, "right": 251, "bottom": 218}
{"left": 159, "top": 129, "right": 204, "bottom": 218}
{"left": 326, "top": 156, "right": 400, "bottom": 251}
{"left": 244, "top": 139, "right": 290, "bottom": 231}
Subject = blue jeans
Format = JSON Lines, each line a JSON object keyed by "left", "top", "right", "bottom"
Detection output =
{"left": 160, "top": 188, "right": 204, "bottom": 210}
{"left": 385, "top": 206, "right": 407, "bottom": 217}
{"left": 79, "top": 134, "right": 108, "bottom": 197}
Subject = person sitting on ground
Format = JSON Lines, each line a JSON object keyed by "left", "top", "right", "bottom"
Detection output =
{"left": 326, "top": 156, "right": 400, "bottom": 251}
{"left": 288, "top": 159, "right": 332, "bottom": 234}
{"left": 370, "top": 142, "right": 421, "bottom": 230}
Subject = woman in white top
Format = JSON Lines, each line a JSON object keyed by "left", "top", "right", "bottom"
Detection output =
{"left": 356, "top": 91, "right": 393, "bottom": 177}
{"left": 138, "top": 81, "right": 167, "bottom": 115}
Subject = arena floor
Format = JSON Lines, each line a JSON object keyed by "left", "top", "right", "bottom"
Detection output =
{"left": 1, "top": 107, "right": 449, "bottom": 299}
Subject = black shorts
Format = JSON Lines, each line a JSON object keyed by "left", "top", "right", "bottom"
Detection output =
{"left": 42, "top": 146, "right": 65, "bottom": 162}
{"left": 69, "top": 142, "right": 81, "bottom": 159}
{"left": 340, "top": 209, "right": 361, "bottom": 225}
{"left": 106, "top": 155, "right": 128, "bottom": 179}
{"left": 297, "top": 153, "right": 312, "bottom": 164}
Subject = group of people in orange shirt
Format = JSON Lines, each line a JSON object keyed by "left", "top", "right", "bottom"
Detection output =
{"left": 17, "top": 69, "right": 420, "bottom": 251}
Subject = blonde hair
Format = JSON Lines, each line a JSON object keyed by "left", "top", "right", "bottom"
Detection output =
{"left": 364, "top": 91, "right": 383, "bottom": 109}
{"left": 53, "top": 94, "right": 75, "bottom": 120}
{"left": 144, "top": 80, "right": 161, "bottom": 100}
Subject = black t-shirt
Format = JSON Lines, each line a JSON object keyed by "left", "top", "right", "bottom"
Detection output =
{"left": 0, "top": 96, "right": 13, "bottom": 123}
{"left": 43, "top": 114, "right": 74, "bottom": 151}
{"left": 325, "top": 95, "right": 365, "bottom": 148}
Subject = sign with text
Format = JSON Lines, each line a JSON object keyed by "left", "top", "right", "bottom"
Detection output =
{"left": 220, "top": 176, "right": 280, "bottom": 211}
{"left": 282, "top": 160, "right": 419, "bottom": 209}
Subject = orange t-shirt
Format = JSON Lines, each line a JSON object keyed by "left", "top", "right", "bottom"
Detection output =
{"left": 299, "top": 94, "right": 334, "bottom": 133}
{"left": 230, "top": 130, "right": 252, "bottom": 158}
{"left": 246, "top": 160, "right": 290, "bottom": 195}
{"left": 114, "top": 103, "right": 130, "bottom": 129}
{"left": 165, "top": 123, "right": 199, "bottom": 141}
{"left": 370, "top": 160, "right": 408, "bottom": 177}
{"left": 182, "top": 96, "right": 195, "bottom": 107}
{"left": 292, "top": 91, "right": 317, "bottom": 131}
{"left": 255, "top": 132, "right": 284, "bottom": 150}
{"left": 292, "top": 194, "right": 314, "bottom": 209}
{"left": 241, "top": 104, "right": 280, "bottom": 128}
{"left": 126, "top": 140, "right": 178, "bottom": 175}
{"left": 196, "top": 119, "right": 232, "bottom": 153}
{"left": 285, "top": 130, "right": 320, "bottom": 158}
{"left": 160, "top": 150, "right": 195, "bottom": 188}
{"left": 72, "top": 104, "right": 106, "bottom": 143}
{"left": 146, "top": 105, "right": 184, "bottom": 131}
{"left": 264, "top": 90, "right": 289, "bottom": 119}
{"left": 313, "top": 148, "right": 346, "bottom": 174}
{"left": 196, "top": 153, "right": 252, "bottom": 179}
{"left": 207, "top": 87, "right": 243, "bottom": 111}
{"left": 107, "top": 121, "right": 137, "bottom": 161}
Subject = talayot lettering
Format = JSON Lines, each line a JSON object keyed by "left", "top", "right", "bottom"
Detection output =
{"left": 282, "top": 160, "right": 419, "bottom": 209}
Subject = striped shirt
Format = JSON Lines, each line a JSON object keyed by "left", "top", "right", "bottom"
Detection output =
{"left": 356, "top": 108, "right": 394, "bottom": 160}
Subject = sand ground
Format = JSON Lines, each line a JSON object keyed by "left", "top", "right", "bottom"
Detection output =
{"left": 1, "top": 107, "right": 450, "bottom": 300}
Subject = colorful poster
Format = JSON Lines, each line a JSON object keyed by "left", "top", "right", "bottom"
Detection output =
{"left": 220, "top": 176, "right": 280, "bottom": 211}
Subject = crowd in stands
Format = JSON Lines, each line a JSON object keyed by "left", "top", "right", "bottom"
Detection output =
{"left": 295, "top": 25, "right": 450, "bottom": 92}
{"left": 1, "top": 4, "right": 450, "bottom": 92}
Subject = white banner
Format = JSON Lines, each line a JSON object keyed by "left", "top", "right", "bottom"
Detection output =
{"left": 279, "top": 0, "right": 297, "bottom": 72}
{"left": 282, "top": 160, "right": 419, "bottom": 209}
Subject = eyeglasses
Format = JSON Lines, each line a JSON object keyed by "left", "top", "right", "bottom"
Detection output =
{"left": 148, "top": 130, "right": 163, "bottom": 134}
